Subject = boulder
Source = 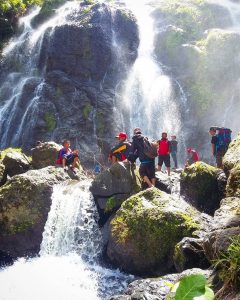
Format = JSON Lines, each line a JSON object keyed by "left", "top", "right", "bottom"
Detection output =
{"left": 106, "top": 187, "right": 205, "bottom": 276}
{"left": 31, "top": 141, "right": 61, "bottom": 169}
{"left": 173, "top": 237, "right": 210, "bottom": 272}
{"left": 0, "top": 166, "right": 74, "bottom": 258}
{"left": 110, "top": 268, "right": 212, "bottom": 300}
{"left": 155, "top": 170, "right": 180, "bottom": 194}
{"left": 203, "top": 197, "right": 240, "bottom": 261}
{"left": 180, "top": 161, "right": 226, "bottom": 215}
{"left": 2, "top": 150, "right": 31, "bottom": 177}
{"left": 223, "top": 134, "right": 240, "bottom": 175}
{"left": 90, "top": 162, "right": 141, "bottom": 224}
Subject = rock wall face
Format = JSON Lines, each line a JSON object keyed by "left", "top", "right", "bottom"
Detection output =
{"left": 0, "top": 2, "right": 139, "bottom": 166}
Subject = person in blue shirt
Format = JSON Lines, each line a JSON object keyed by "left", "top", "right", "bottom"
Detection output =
{"left": 57, "top": 140, "right": 80, "bottom": 173}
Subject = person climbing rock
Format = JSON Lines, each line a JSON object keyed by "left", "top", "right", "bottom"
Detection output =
{"left": 109, "top": 132, "right": 131, "bottom": 163}
{"left": 56, "top": 139, "right": 80, "bottom": 173}
{"left": 157, "top": 132, "right": 171, "bottom": 176}
{"left": 209, "top": 126, "right": 232, "bottom": 168}
{"left": 170, "top": 135, "right": 178, "bottom": 169}
{"left": 128, "top": 128, "right": 156, "bottom": 188}
{"left": 185, "top": 148, "right": 199, "bottom": 167}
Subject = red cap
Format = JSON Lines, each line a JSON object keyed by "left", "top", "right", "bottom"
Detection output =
{"left": 115, "top": 132, "right": 127, "bottom": 139}
{"left": 187, "top": 148, "right": 192, "bottom": 153}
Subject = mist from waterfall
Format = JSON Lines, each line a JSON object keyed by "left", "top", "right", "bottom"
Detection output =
{"left": 122, "top": 0, "right": 186, "bottom": 143}
{"left": 0, "top": 181, "right": 133, "bottom": 299}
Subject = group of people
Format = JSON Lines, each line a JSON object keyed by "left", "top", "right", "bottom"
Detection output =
{"left": 55, "top": 126, "right": 231, "bottom": 187}
{"left": 109, "top": 128, "right": 179, "bottom": 188}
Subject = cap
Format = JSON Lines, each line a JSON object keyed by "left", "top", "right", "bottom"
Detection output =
{"left": 133, "top": 127, "right": 141, "bottom": 134}
{"left": 187, "top": 148, "right": 192, "bottom": 153}
{"left": 115, "top": 132, "right": 127, "bottom": 139}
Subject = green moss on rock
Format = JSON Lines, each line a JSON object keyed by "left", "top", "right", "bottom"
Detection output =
{"left": 226, "top": 165, "right": 240, "bottom": 198}
{"left": 83, "top": 103, "right": 93, "bottom": 120}
{"left": 108, "top": 188, "right": 200, "bottom": 274}
{"left": 44, "top": 112, "right": 56, "bottom": 132}
{"left": 0, "top": 148, "right": 22, "bottom": 161}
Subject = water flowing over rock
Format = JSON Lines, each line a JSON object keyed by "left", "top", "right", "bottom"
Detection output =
{"left": 0, "top": 1, "right": 139, "bottom": 165}
{"left": 0, "top": 166, "right": 74, "bottom": 258}
{"left": 106, "top": 187, "right": 205, "bottom": 276}
{"left": 180, "top": 161, "right": 226, "bottom": 215}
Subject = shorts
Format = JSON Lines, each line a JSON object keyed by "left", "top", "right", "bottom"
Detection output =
{"left": 63, "top": 153, "right": 78, "bottom": 166}
{"left": 139, "top": 162, "right": 155, "bottom": 179}
{"left": 158, "top": 154, "right": 170, "bottom": 168}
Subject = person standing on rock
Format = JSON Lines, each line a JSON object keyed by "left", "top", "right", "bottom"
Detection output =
{"left": 209, "top": 127, "right": 232, "bottom": 168}
{"left": 128, "top": 128, "right": 156, "bottom": 188}
{"left": 157, "top": 132, "right": 171, "bottom": 176}
{"left": 170, "top": 135, "right": 178, "bottom": 169}
{"left": 56, "top": 140, "right": 80, "bottom": 173}
{"left": 109, "top": 132, "right": 131, "bottom": 163}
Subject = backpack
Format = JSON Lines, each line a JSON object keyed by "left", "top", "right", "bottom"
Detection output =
{"left": 143, "top": 138, "right": 158, "bottom": 159}
{"left": 216, "top": 127, "right": 232, "bottom": 153}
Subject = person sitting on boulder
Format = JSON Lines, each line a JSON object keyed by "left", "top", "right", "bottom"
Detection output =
{"left": 157, "top": 132, "right": 171, "bottom": 176}
{"left": 185, "top": 148, "right": 199, "bottom": 167}
{"left": 128, "top": 128, "right": 156, "bottom": 188}
{"left": 56, "top": 140, "right": 80, "bottom": 173}
{"left": 109, "top": 132, "right": 131, "bottom": 163}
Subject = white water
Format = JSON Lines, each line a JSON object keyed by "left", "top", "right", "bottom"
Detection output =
{"left": 0, "top": 181, "right": 133, "bottom": 299}
{"left": 122, "top": 0, "right": 185, "bottom": 141}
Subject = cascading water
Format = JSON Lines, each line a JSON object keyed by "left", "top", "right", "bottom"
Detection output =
{"left": 0, "top": 180, "right": 133, "bottom": 299}
{"left": 122, "top": 0, "right": 186, "bottom": 143}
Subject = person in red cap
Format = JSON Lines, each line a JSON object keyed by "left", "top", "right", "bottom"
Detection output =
{"left": 109, "top": 132, "right": 131, "bottom": 163}
{"left": 185, "top": 147, "right": 199, "bottom": 167}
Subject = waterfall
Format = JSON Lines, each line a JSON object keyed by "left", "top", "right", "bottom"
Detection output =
{"left": 0, "top": 1, "right": 80, "bottom": 149}
{"left": 122, "top": 0, "right": 186, "bottom": 143}
{"left": 0, "top": 181, "right": 133, "bottom": 299}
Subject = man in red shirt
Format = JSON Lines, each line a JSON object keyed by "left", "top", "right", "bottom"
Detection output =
{"left": 157, "top": 132, "right": 171, "bottom": 176}
{"left": 186, "top": 148, "right": 199, "bottom": 166}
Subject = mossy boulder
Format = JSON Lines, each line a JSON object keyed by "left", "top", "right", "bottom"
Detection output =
{"left": 0, "top": 163, "right": 6, "bottom": 186}
{"left": 180, "top": 161, "right": 225, "bottom": 214}
{"left": 223, "top": 134, "right": 240, "bottom": 175}
{"left": 31, "top": 141, "right": 61, "bottom": 169}
{"left": 0, "top": 166, "right": 72, "bottom": 258}
{"left": 107, "top": 188, "right": 202, "bottom": 276}
{"left": 2, "top": 150, "right": 31, "bottom": 177}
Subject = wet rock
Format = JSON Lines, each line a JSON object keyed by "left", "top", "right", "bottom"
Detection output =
{"left": 90, "top": 162, "right": 141, "bottom": 224}
{"left": 180, "top": 162, "right": 225, "bottom": 215}
{"left": 0, "top": 166, "right": 74, "bottom": 258}
{"left": 174, "top": 237, "right": 210, "bottom": 272}
{"left": 203, "top": 197, "right": 240, "bottom": 261}
{"left": 2, "top": 150, "right": 31, "bottom": 177}
{"left": 226, "top": 164, "right": 240, "bottom": 197}
{"left": 31, "top": 141, "right": 61, "bottom": 169}
{"left": 223, "top": 133, "right": 240, "bottom": 175}
{"left": 106, "top": 188, "right": 205, "bottom": 276}
{"left": 110, "top": 268, "right": 212, "bottom": 300}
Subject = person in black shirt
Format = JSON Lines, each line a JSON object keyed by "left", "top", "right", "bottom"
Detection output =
{"left": 109, "top": 132, "right": 131, "bottom": 163}
{"left": 170, "top": 135, "right": 178, "bottom": 169}
{"left": 209, "top": 127, "right": 223, "bottom": 168}
{"left": 128, "top": 128, "right": 156, "bottom": 188}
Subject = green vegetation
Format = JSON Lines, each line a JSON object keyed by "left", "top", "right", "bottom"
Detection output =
{"left": 105, "top": 196, "right": 117, "bottom": 213}
{"left": 226, "top": 164, "right": 240, "bottom": 197}
{"left": 167, "top": 274, "right": 214, "bottom": 300}
{"left": 213, "top": 236, "right": 240, "bottom": 298}
{"left": 83, "top": 103, "right": 93, "bottom": 120}
{"left": 44, "top": 112, "right": 56, "bottom": 132}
